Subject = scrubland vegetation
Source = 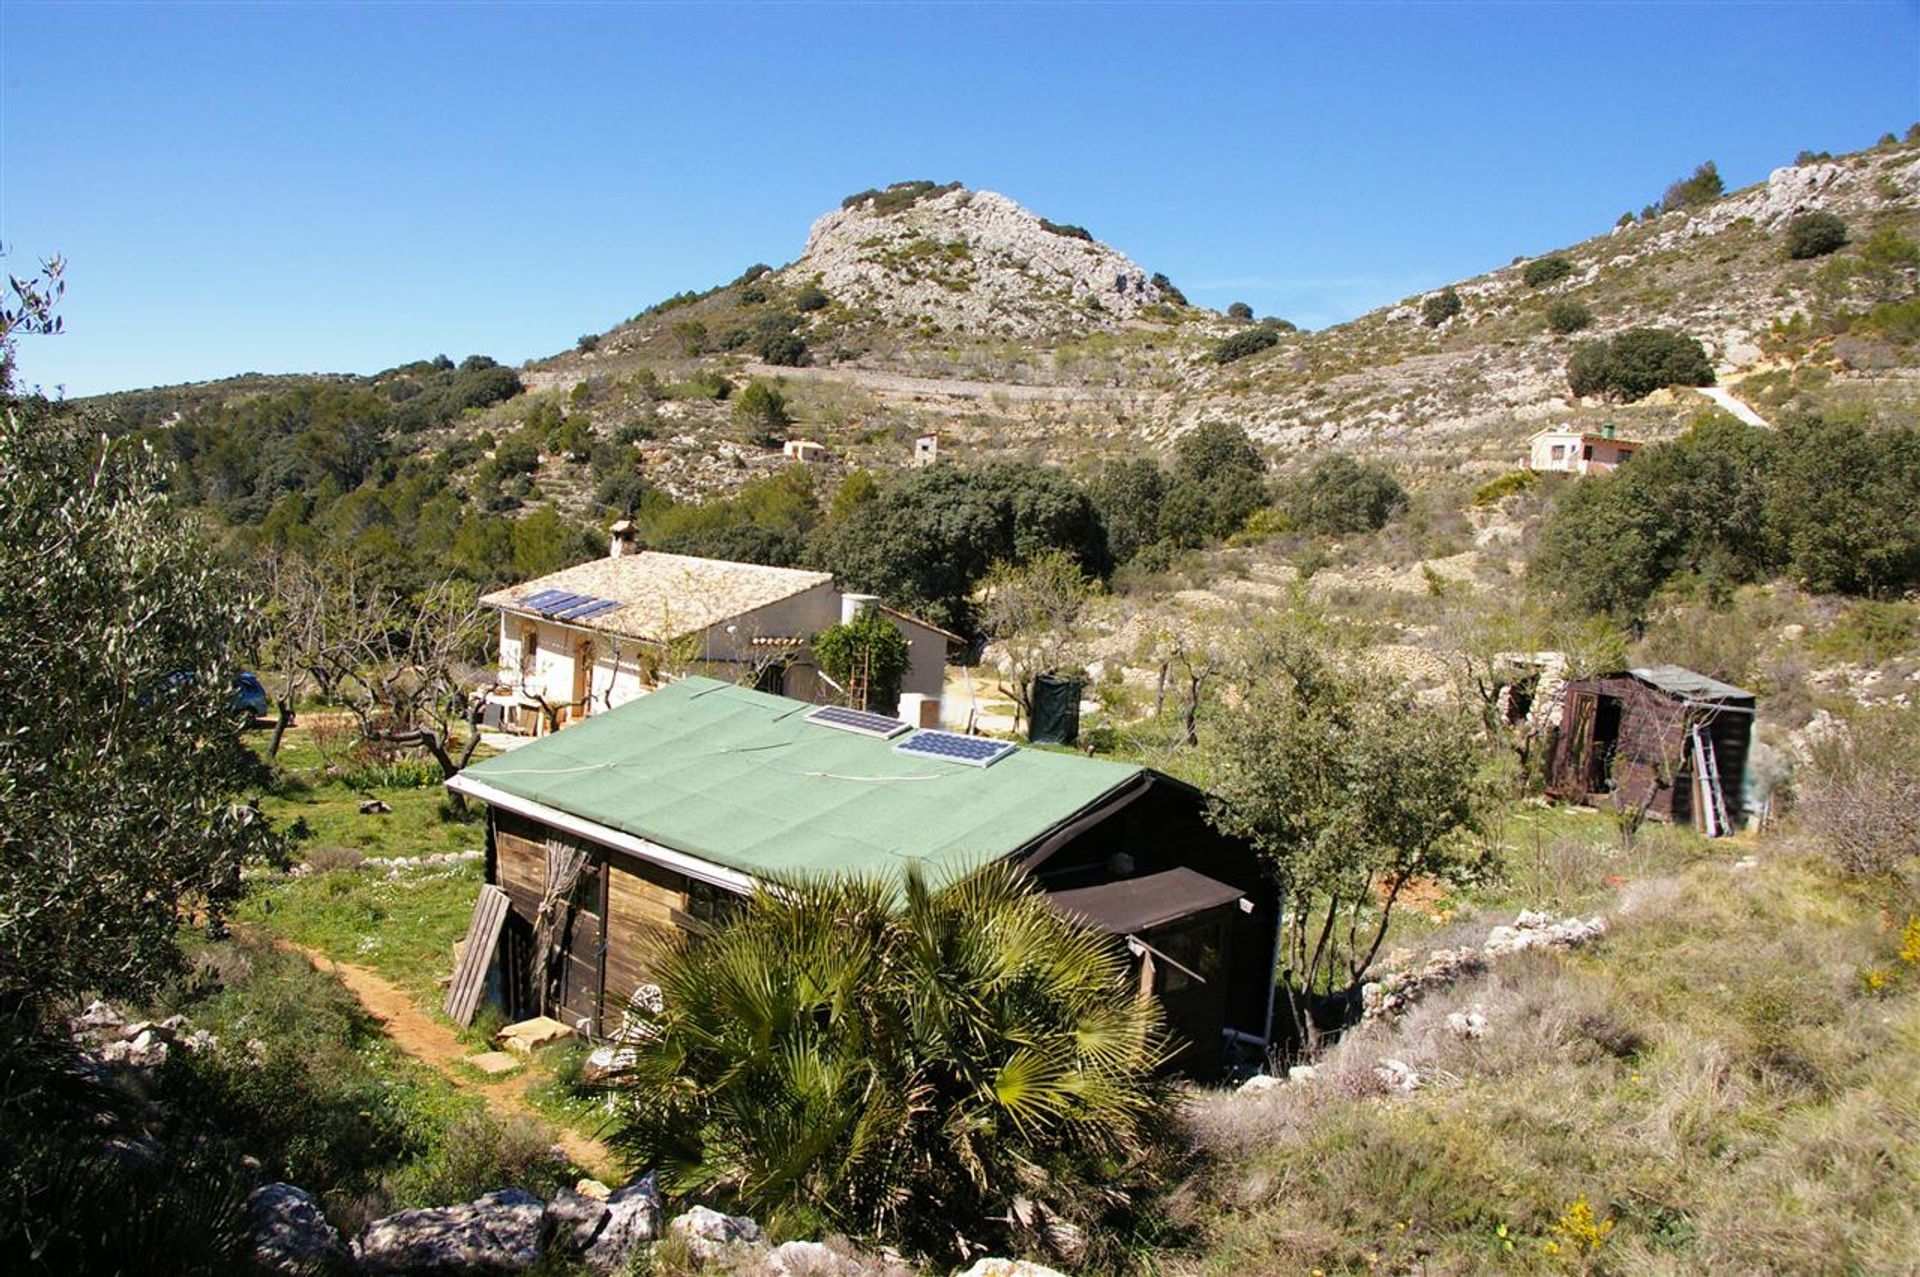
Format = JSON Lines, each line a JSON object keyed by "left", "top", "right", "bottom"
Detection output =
{"left": 8, "top": 131, "right": 1920, "bottom": 1272}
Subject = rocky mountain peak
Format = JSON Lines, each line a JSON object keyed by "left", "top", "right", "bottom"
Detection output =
{"left": 785, "top": 182, "right": 1171, "bottom": 337}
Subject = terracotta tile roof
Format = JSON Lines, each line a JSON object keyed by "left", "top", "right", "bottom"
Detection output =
{"left": 481, "top": 552, "right": 833, "bottom": 643}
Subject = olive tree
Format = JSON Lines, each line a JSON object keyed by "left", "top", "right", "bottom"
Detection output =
{"left": 0, "top": 404, "right": 277, "bottom": 1013}
{"left": 1205, "top": 628, "right": 1490, "bottom": 1049}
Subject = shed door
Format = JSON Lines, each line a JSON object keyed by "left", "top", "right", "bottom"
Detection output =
{"left": 549, "top": 848, "right": 605, "bottom": 1035}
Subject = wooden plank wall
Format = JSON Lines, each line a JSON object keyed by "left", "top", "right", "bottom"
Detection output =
{"left": 488, "top": 807, "right": 702, "bottom": 1031}
{"left": 494, "top": 810, "right": 551, "bottom": 923}
{"left": 604, "top": 856, "right": 691, "bottom": 1009}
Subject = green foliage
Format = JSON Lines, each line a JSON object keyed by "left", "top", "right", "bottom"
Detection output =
{"left": 0, "top": 406, "right": 276, "bottom": 1011}
{"left": 609, "top": 863, "right": 1168, "bottom": 1264}
{"left": 1768, "top": 415, "right": 1920, "bottom": 596}
{"left": 1566, "top": 327, "right": 1714, "bottom": 401}
{"left": 1421, "top": 287, "right": 1463, "bottom": 327}
{"left": 1543, "top": 415, "right": 1778, "bottom": 614}
{"left": 670, "top": 318, "right": 709, "bottom": 356}
{"left": 732, "top": 380, "right": 792, "bottom": 446}
{"left": 1785, "top": 211, "right": 1849, "bottom": 260}
{"left": 840, "top": 180, "right": 962, "bottom": 214}
{"left": 575, "top": 333, "right": 601, "bottom": 353}
{"left": 1226, "top": 301, "right": 1254, "bottom": 320}
{"left": 1151, "top": 272, "right": 1188, "bottom": 306}
{"left": 1091, "top": 457, "right": 1170, "bottom": 566}
{"left": 829, "top": 469, "right": 879, "bottom": 521}
{"left": 1855, "top": 298, "right": 1920, "bottom": 344}
{"left": 1213, "top": 326, "right": 1280, "bottom": 364}
{"left": 758, "top": 331, "right": 809, "bottom": 367}
{"left": 1160, "top": 421, "right": 1270, "bottom": 548}
{"left": 793, "top": 284, "right": 830, "bottom": 312}
{"left": 812, "top": 463, "right": 1110, "bottom": 632}
{"left": 1661, "top": 160, "right": 1724, "bottom": 212}
{"left": 1521, "top": 256, "right": 1574, "bottom": 288}
{"left": 1471, "top": 469, "right": 1538, "bottom": 506}
{"left": 812, "top": 609, "right": 912, "bottom": 712}
{"left": 1038, "top": 219, "right": 1093, "bottom": 242}
{"left": 1283, "top": 455, "right": 1407, "bottom": 535}
{"left": 642, "top": 467, "right": 820, "bottom": 567}
{"left": 1545, "top": 298, "right": 1594, "bottom": 335}
{"left": 1205, "top": 627, "right": 1488, "bottom": 1044}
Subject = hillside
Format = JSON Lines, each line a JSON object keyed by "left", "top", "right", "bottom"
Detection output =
{"left": 79, "top": 139, "right": 1920, "bottom": 511}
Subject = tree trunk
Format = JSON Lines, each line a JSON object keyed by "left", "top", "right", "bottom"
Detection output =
{"left": 267, "top": 699, "right": 293, "bottom": 758}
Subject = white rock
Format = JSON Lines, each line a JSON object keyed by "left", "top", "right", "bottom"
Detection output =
{"left": 1375, "top": 1058, "right": 1422, "bottom": 1093}
{"left": 249, "top": 1182, "right": 345, "bottom": 1275}
{"left": 668, "top": 1204, "right": 764, "bottom": 1261}
{"left": 1287, "top": 1064, "right": 1318, "bottom": 1084}
{"left": 1445, "top": 1008, "right": 1488, "bottom": 1039}
{"left": 959, "top": 1260, "right": 1071, "bottom": 1277}
{"left": 583, "top": 1173, "right": 664, "bottom": 1272}
{"left": 762, "top": 1239, "right": 862, "bottom": 1275}
{"left": 353, "top": 1189, "right": 545, "bottom": 1273}
{"left": 76, "top": 999, "right": 124, "bottom": 1031}
{"left": 1237, "top": 1073, "right": 1281, "bottom": 1093}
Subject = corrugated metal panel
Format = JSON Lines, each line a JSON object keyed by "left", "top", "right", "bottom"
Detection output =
{"left": 1629, "top": 665, "right": 1756, "bottom": 703}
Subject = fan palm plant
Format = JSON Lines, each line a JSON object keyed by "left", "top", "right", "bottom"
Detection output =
{"left": 608, "top": 861, "right": 1170, "bottom": 1263}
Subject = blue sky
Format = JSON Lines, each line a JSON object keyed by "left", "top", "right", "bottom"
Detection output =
{"left": 4, "top": 2, "right": 1916, "bottom": 396}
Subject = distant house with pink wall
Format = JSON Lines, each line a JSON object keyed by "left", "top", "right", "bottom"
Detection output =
{"left": 1528, "top": 425, "right": 1643, "bottom": 475}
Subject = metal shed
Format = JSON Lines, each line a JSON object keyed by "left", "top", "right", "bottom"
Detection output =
{"left": 1546, "top": 664, "right": 1755, "bottom": 835}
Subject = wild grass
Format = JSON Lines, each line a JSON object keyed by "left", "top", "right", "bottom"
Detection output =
{"left": 235, "top": 857, "right": 484, "bottom": 1002}
{"left": 1171, "top": 849, "right": 1920, "bottom": 1274}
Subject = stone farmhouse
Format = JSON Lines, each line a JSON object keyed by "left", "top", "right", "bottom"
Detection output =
{"left": 477, "top": 526, "right": 957, "bottom": 736}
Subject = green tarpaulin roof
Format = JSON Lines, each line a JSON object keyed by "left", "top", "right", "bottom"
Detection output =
{"left": 455, "top": 677, "right": 1144, "bottom": 888}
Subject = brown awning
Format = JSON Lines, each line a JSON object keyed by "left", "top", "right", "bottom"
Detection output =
{"left": 1047, "top": 867, "right": 1246, "bottom": 935}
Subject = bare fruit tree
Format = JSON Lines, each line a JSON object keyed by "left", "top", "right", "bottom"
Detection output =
{"left": 980, "top": 549, "right": 1090, "bottom": 732}
{"left": 337, "top": 578, "right": 491, "bottom": 801}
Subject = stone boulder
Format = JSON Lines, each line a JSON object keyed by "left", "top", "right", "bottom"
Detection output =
{"left": 248, "top": 1182, "right": 345, "bottom": 1275}
{"left": 582, "top": 1172, "right": 666, "bottom": 1273}
{"left": 545, "top": 1186, "right": 611, "bottom": 1256}
{"left": 668, "top": 1204, "right": 764, "bottom": 1262}
{"left": 958, "top": 1260, "right": 1071, "bottom": 1277}
{"left": 353, "top": 1188, "right": 546, "bottom": 1273}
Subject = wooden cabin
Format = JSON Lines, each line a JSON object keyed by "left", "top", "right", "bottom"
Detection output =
{"left": 1545, "top": 665, "right": 1755, "bottom": 835}
{"left": 446, "top": 677, "right": 1280, "bottom": 1073}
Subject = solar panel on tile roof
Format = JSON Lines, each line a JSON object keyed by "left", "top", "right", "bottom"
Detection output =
{"left": 551, "top": 596, "right": 611, "bottom": 619}
{"left": 568, "top": 599, "right": 622, "bottom": 620}
{"left": 805, "top": 704, "right": 911, "bottom": 739}
{"left": 521, "top": 588, "right": 572, "bottom": 609}
{"left": 893, "top": 730, "right": 1015, "bottom": 768}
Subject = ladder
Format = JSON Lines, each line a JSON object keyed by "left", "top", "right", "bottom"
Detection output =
{"left": 1691, "top": 724, "right": 1731, "bottom": 838}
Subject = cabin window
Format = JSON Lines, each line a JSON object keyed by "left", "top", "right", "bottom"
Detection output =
{"left": 1154, "top": 918, "right": 1227, "bottom": 994}
{"left": 1550, "top": 444, "right": 1565, "bottom": 460}
{"left": 520, "top": 625, "right": 539, "bottom": 676}
{"left": 686, "top": 881, "right": 741, "bottom": 929}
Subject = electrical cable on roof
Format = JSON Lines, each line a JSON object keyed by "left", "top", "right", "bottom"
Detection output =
{"left": 466, "top": 761, "right": 621, "bottom": 777}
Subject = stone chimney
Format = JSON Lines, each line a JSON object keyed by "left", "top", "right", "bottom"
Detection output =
{"left": 840, "top": 592, "right": 879, "bottom": 624}
{"left": 609, "top": 519, "right": 639, "bottom": 559}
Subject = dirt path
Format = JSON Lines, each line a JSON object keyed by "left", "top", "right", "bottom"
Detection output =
{"left": 287, "top": 943, "right": 620, "bottom": 1178}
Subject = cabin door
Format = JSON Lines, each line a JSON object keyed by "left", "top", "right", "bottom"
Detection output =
{"left": 1144, "top": 911, "right": 1234, "bottom": 1074}
{"left": 548, "top": 848, "right": 605, "bottom": 1035}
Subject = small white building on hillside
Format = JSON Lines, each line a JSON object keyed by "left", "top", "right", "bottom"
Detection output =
{"left": 1528, "top": 425, "right": 1643, "bottom": 476}
{"left": 478, "top": 527, "right": 957, "bottom": 736}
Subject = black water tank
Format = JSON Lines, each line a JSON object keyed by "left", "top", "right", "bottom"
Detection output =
{"left": 1029, "top": 673, "right": 1083, "bottom": 746}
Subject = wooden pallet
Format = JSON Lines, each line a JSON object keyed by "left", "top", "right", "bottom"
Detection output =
{"left": 444, "top": 885, "right": 510, "bottom": 1027}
